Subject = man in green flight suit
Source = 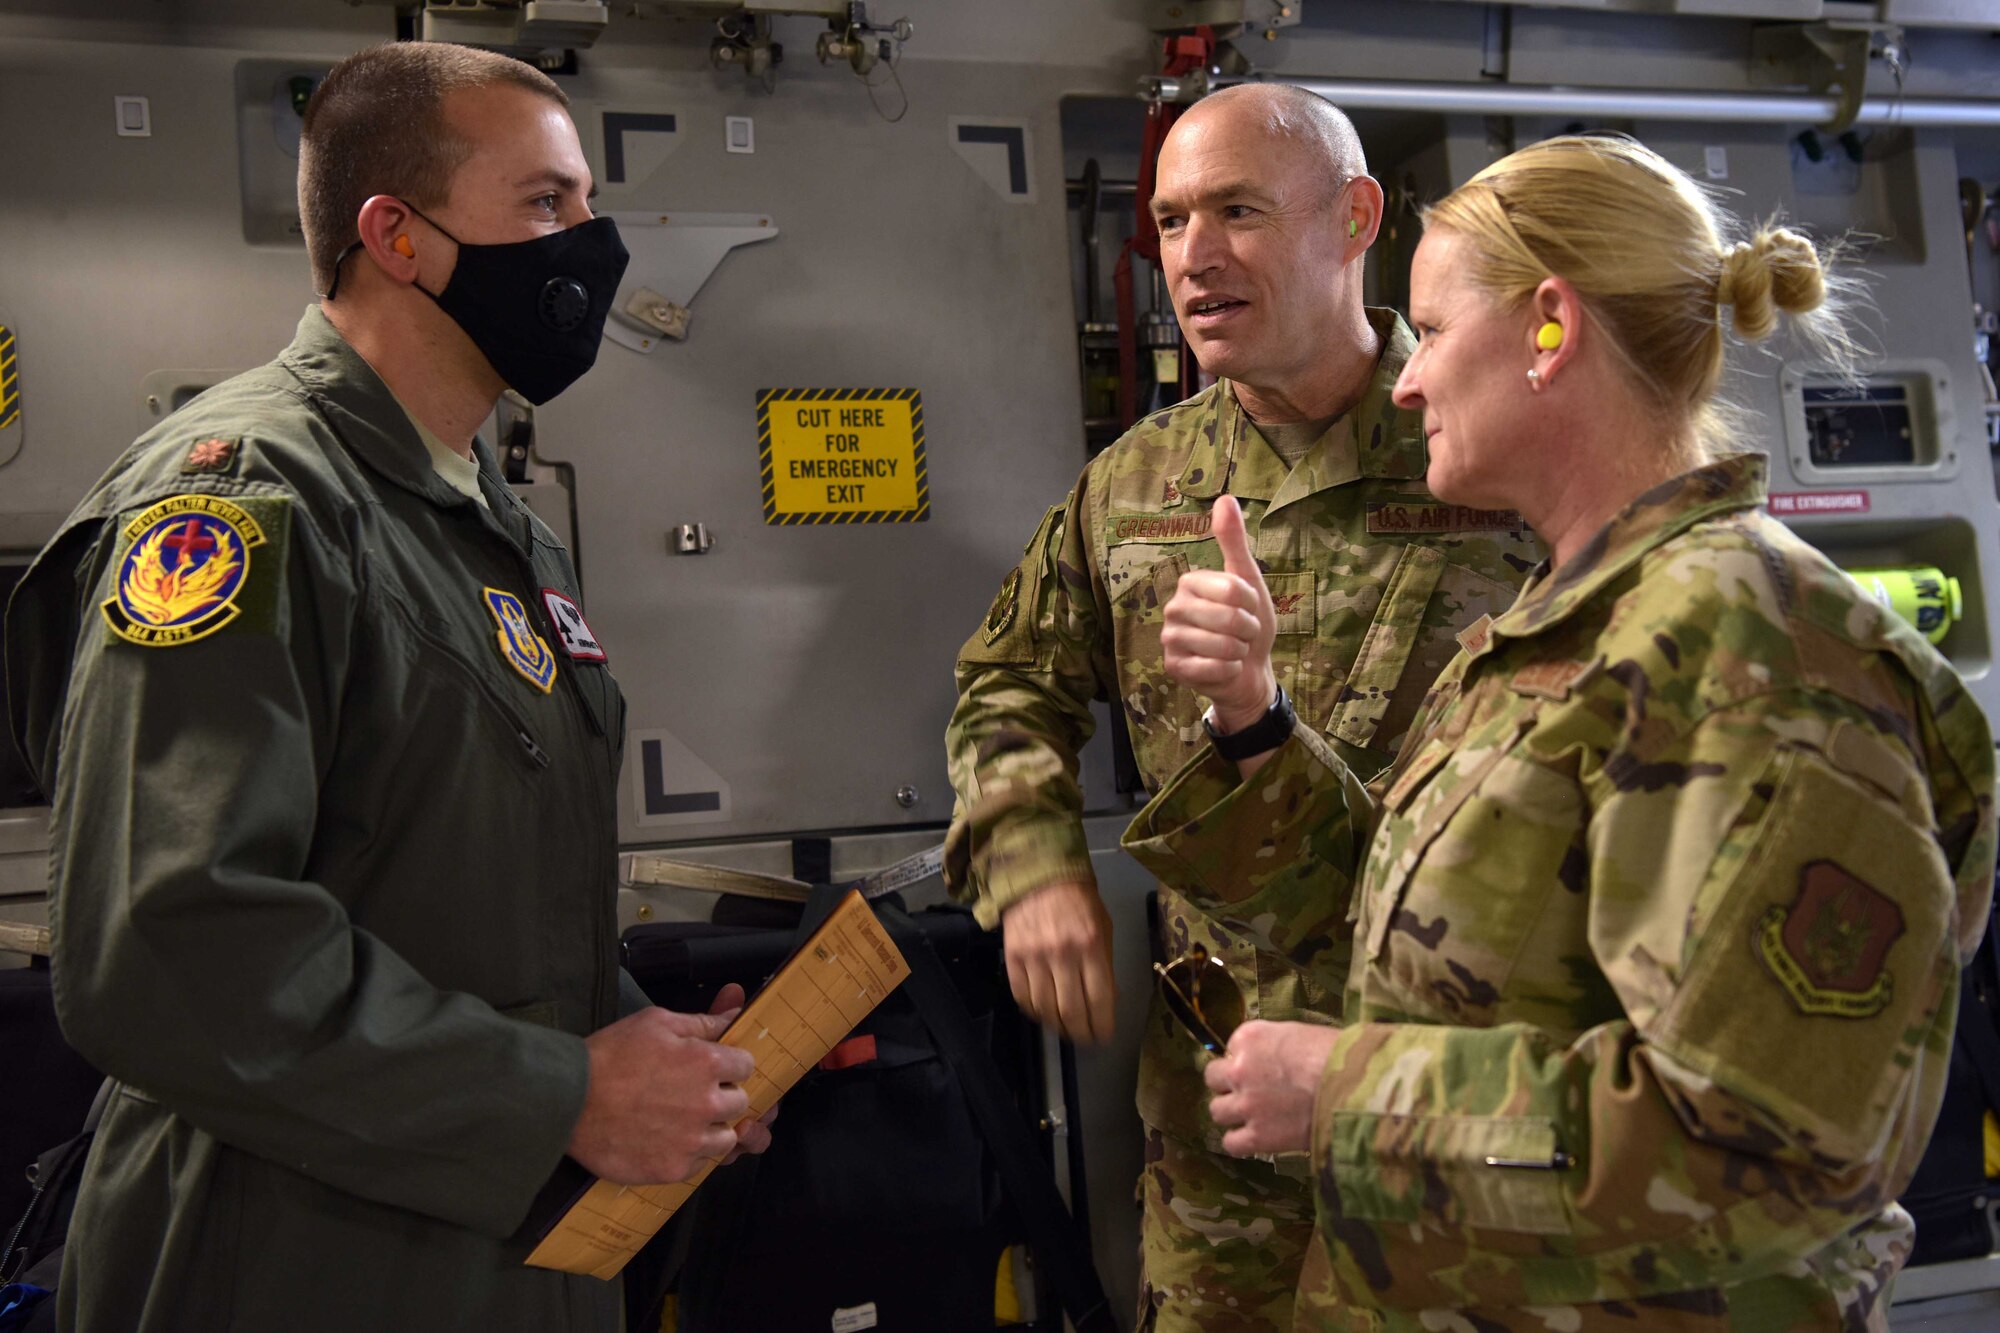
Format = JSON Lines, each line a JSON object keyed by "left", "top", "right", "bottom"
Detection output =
{"left": 943, "top": 84, "right": 1543, "bottom": 1330}
{"left": 3, "top": 43, "right": 765, "bottom": 1332}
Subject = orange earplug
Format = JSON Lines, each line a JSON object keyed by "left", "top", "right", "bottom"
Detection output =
{"left": 393, "top": 234, "right": 415, "bottom": 258}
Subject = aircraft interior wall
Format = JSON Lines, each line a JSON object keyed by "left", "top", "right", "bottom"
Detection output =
{"left": 6, "top": 3, "right": 2000, "bottom": 1327}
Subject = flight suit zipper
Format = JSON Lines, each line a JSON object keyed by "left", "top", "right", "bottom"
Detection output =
{"left": 517, "top": 549, "right": 619, "bottom": 1028}
{"left": 386, "top": 599, "right": 554, "bottom": 776}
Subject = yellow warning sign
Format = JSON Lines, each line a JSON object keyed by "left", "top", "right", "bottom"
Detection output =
{"left": 757, "top": 388, "right": 929, "bottom": 525}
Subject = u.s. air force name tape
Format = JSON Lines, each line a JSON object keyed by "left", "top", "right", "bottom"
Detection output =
{"left": 621, "top": 843, "right": 945, "bottom": 903}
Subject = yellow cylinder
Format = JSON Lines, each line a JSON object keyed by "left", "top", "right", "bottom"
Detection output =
{"left": 1844, "top": 566, "right": 1964, "bottom": 645}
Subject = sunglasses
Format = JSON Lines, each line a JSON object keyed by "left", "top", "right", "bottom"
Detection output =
{"left": 1152, "top": 942, "right": 1246, "bottom": 1055}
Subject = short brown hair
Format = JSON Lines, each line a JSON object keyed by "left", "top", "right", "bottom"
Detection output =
{"left": 299, "top": 42, "right": 568, "bottom": 296}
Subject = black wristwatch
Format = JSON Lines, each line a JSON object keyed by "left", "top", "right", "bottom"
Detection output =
{"left": 1201, "top": 683, "right": 1296, "bottom": 761}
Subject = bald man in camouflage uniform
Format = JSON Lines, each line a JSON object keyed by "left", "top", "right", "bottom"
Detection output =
{"left": 1125, "top": 454, "right": 1996, "bottom": 1330}
{"left": 943, "top": 86, "right": 1542, "bottom": 1329}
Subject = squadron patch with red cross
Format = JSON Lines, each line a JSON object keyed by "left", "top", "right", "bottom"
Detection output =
{"left": 102, "top": 495, "right": 266, "bottom": 647}
{"left": 1757, "top": 859, "right": 1905, "bottom": 1018}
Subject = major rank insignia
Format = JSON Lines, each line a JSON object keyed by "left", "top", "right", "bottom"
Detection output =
{"left": 102, "top": 495, "right": 265, "bottom": 647}
{"left": 484, "top": 587, "right": 557, "bottom": 693}
{"left": 181, "top": 437, "right": 239, "bottom": 474}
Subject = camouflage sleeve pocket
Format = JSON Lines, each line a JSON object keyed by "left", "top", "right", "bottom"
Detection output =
{"left": 1325, "top": 1109, "right": 1571, "bottom": 1236}
{"left": 957, "top": 503, "right": 1065, "bottom": 668}
{"left": 1656, "top": 744, "right": 1955, "bottom": 1163}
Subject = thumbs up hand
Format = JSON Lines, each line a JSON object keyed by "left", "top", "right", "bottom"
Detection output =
{"left": 1163, "top": 495, "right": 1279, "bottom": 732}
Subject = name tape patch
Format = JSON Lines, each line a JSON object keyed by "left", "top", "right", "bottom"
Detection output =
{"left": 1367, "top": 503, "right": 1523, "bottom": 534}
{"left": 541, "top": 588, "right": 607, "bottom": 663}
{"left": 1109, "top": 511, "right": 1212, "bottom": 544}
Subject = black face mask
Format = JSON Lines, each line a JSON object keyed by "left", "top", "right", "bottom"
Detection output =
{"left": 380, "top": 205, "right": 630, "bottom": 405}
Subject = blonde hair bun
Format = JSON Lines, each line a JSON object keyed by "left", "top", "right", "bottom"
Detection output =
{"left": 1719, "top": 228, "right": 1827, "bottom": 341}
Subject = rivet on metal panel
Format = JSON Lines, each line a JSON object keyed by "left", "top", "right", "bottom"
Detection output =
{"left": 637, "top": 904, "right": 653, "bottom": 920}
{"left": 894, "top": 785, "right": 919, "bottom": 808}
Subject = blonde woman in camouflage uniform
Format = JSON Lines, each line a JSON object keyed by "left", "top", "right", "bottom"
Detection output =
{"left": 1124, "top": 134, "right": 1997, "bottom": 1330}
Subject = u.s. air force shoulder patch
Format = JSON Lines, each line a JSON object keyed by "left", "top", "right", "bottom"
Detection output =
{"left": 1757, "top": 859, "right": 1905, "bottom": 1018}
{"left": 484, "top": 587, "right": 557, "bottom": 693}
{"left": 102, "top": 495, "right": 269, "bottom": 647}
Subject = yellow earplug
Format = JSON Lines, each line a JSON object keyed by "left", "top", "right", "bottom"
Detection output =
{"left": 393, "top": 234, "right": 415, "bottom": 258}
{"left": 1348, "top": 217, "right": 1359, "bottom": 238}
{"left": 1536, "top": 321, "right": 1564, "bottom": 351}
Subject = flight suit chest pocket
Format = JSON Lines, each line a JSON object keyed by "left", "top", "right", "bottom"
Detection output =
{"left": 1107, "top": 549, "right": 1202, "bottom": 776}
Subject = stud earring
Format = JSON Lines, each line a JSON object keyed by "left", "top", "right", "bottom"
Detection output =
{"left": 1526, "top": 368, "right": 1543, "bottom": 388}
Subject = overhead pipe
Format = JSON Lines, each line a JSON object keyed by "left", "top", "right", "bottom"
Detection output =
{"left": 1200, "top": 76, "right": 2000, "bottom": 128}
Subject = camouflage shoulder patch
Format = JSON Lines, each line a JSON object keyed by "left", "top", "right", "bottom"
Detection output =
{"left": 483, "top": 587, "right": 557, "bottom": 693}
{"left": 1757, "top": 859, "right": 1905, "bottom": 1018}
{"left": 959, "top": 503, "right": 1063, "bottom": 668}
{"left": 1366, "top": 501, "right": 1523, "bottom": 535}
{"left": 180, "top": 437, "right": 240, "bottom": 474}
{"left": 1108, "top": 510, "right": 1213, "bottom": 544}
{"left": 983, "top": 567, "right": 1021, "bottom": 644}
{"left": 101, "top": 494, "right": 275, "bottom": 648}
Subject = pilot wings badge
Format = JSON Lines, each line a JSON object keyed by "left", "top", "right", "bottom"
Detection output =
{"left": 102, "top": 495, "right": 266, "bottom": 647}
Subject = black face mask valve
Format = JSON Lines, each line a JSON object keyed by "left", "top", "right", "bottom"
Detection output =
{"left": 539, "top": 277, "right": 593, "bottom": 333}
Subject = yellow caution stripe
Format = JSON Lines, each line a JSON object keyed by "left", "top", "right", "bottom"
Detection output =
{"left": 0, "top": 325, "right": 19, "bottom": 431}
